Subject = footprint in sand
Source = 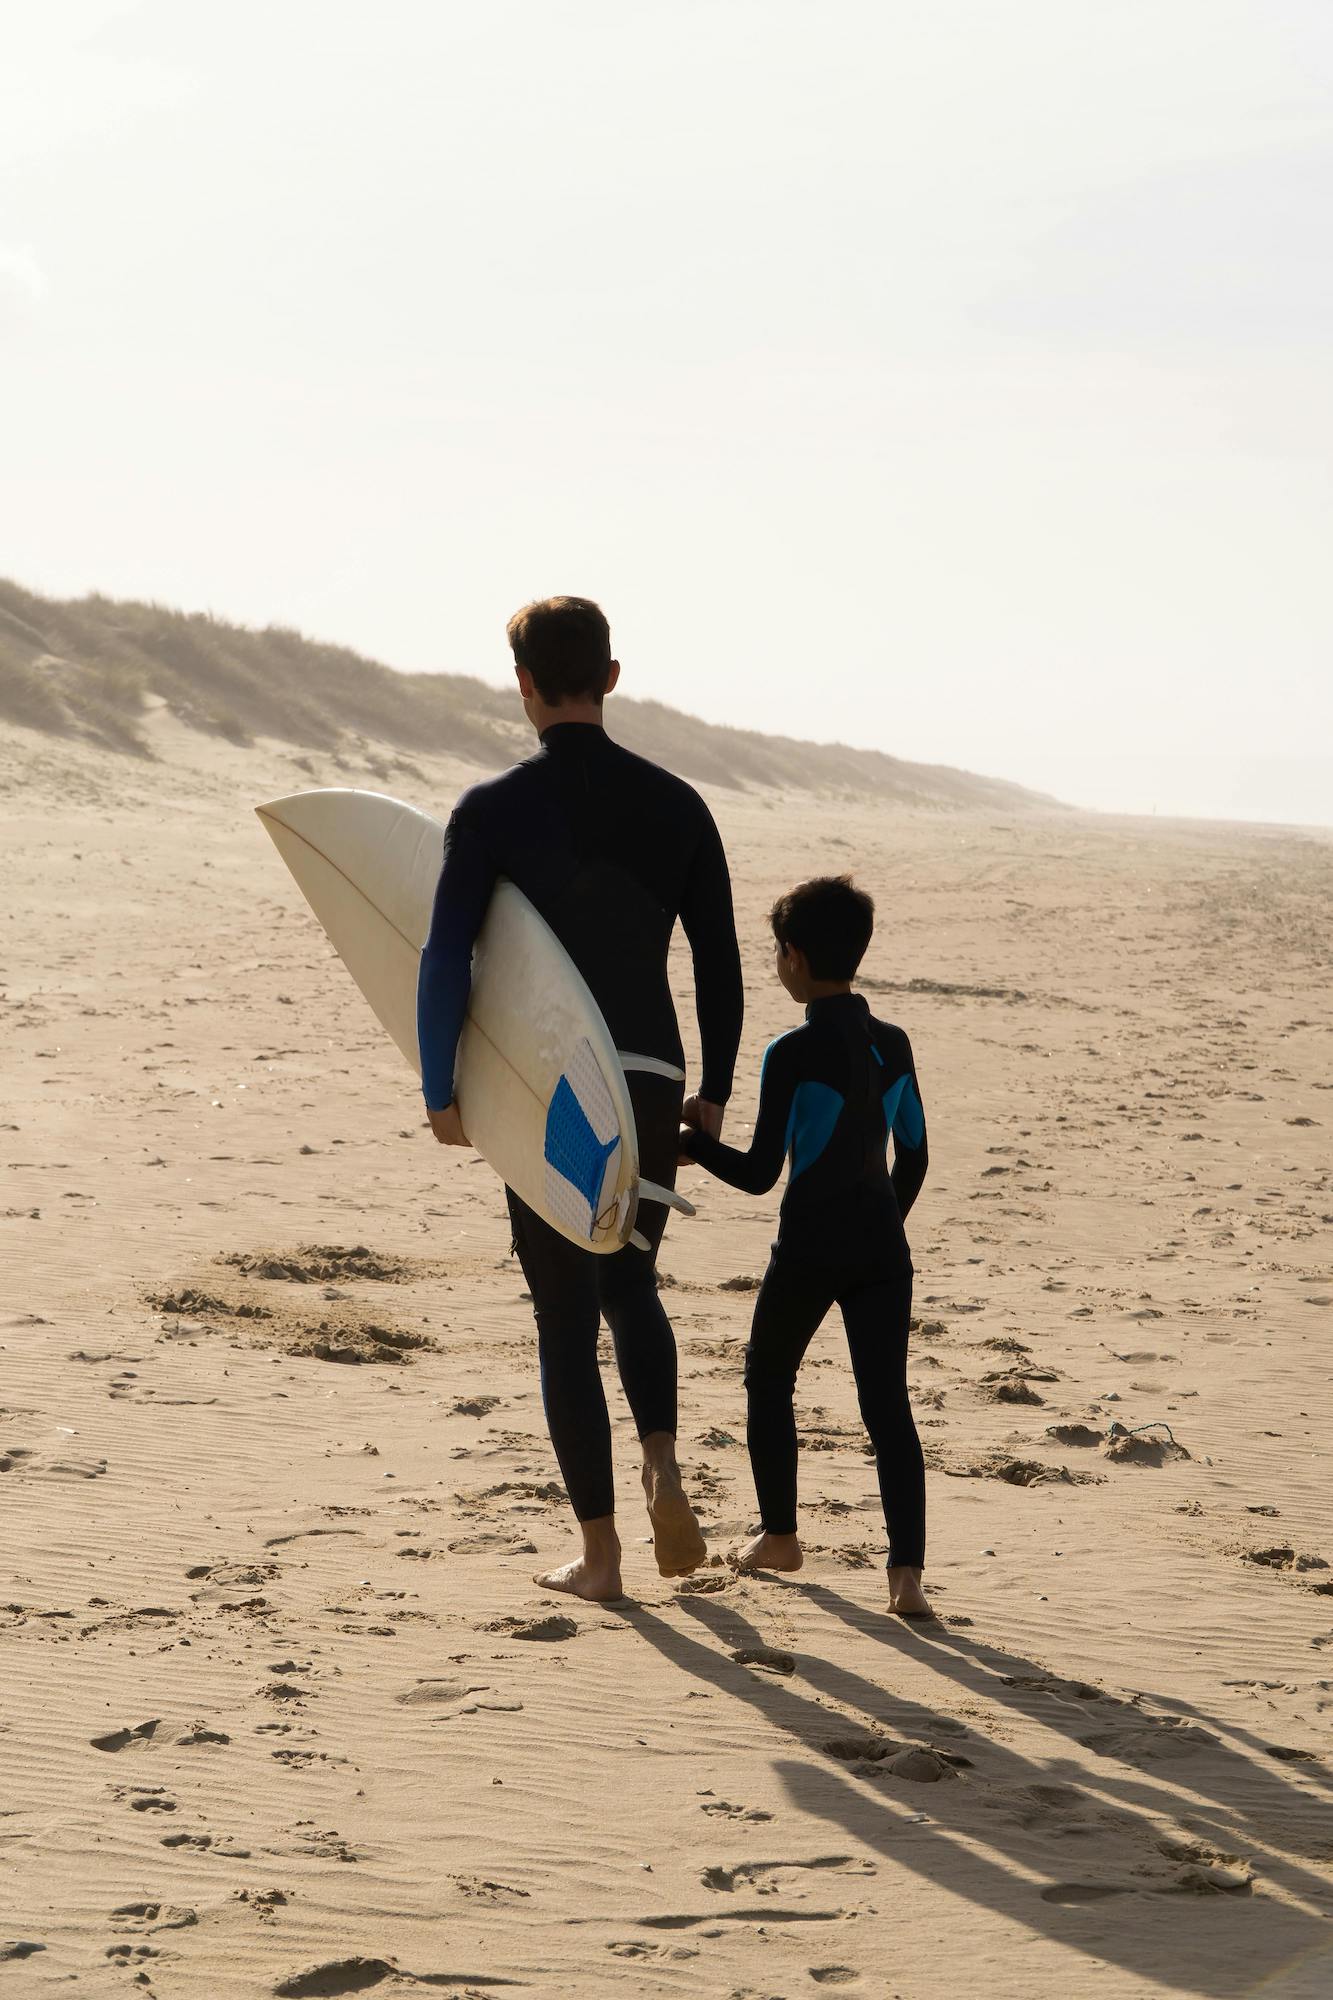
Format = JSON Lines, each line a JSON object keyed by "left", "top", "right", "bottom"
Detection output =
{"left": 607, "top": 1940, "right": 699, "bottom": 1961}
{"left": 702, "top": 1857, "right": 871, "bottom": 1893}
{"left": 699, "top": 1798, "right": 774, "bottom": 1823}
{"left": 111, "top": 1785, "right": 177, "bottom": 1813}
{"left": 394, "top": 1679, "right": 492, "bottom": 1708}
{"left": 1039, "top": 1882, "right": 1131, "bottom": 1904}
{"left": 92, "top": 1720, "right": 230, "bottom": 1752}
{"left": 273, "top": 1958, "right": 496, "bottom": 1997}
{"left": 1077, "top": 1719, "right": 1218, "bottom": 1762}
{"left": 448, "top": 1875, "right": 530, "bottom": 1904}
{"left": 730, "top": 1646, "right": 796, "bottom": 1676}
{"left": 447, "top": 1532, "right": 540, "bottom": 1556}
{"left": 485, "top": 1614, "right": 577, "bottom": 1641}
{"left": 263, "top": 1527, "right": 363, "bottom": 1549}
{"left": 110, "top": 1901, "right": 198, "bottom": 1933}
{"left": 822, "top": 1737, "right": 961, "bottom": 1782}
{"left": 637, "top": 1906, "right": 849, "bottom": 1930}
{"left": 4, "top": 1449, "right": 108, "bottom": 1479}
{"left": 274, "top": 1960, "right": 398, "bottom": 1997}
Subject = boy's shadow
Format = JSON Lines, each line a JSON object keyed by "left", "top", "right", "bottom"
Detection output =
{"left": 615, "top": 1584, "right": 1330, "bottom": 1997}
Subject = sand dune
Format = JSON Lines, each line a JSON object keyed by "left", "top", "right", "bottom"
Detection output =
{"left": 0, "top": 578, "right": 1055, "bottom": 810}
{"left": 1, "top": 699, "right": 1331, "bottom": 1997}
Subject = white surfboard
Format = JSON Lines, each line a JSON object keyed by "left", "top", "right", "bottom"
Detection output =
{"left": 255, "top": 788, "right": 691, "bottom": 1254}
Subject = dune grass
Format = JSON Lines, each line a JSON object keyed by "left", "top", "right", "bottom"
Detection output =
{"left": 0, "top": 578, "right": 1053, "bottom": 808}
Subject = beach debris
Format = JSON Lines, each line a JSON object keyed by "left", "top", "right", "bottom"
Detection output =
{"left": 1102, "top": 1422, "right": 1191, "bottom": 1466}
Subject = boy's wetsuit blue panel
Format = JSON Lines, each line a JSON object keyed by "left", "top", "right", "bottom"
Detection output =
{"left": 681, "top": 992, "right": 927, "bottom": 1262}
{"left": 416, "top": 722, "right": 744, "bottom": 1113}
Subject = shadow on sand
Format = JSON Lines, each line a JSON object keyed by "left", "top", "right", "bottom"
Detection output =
{"left": 617, "top": 1580, "right": 1332, "bottom": 1997}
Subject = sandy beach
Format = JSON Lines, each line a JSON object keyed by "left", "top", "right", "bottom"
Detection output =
{"left": 2, "top": 709, "right": 1330, "bottom": 1999}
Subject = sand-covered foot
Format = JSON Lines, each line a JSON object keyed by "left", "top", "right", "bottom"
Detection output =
{"left": 888, "top": 1566, "right": 934, "bottom": 1618}
{"left": 642, "top": 1465, "right": 707, "bottom": 1577}
{"left": 533, "top": 1552, "right": 623, "bottom": 1603}
{"left": 734, "top": 1530, "right": 803, "bottom": 1574}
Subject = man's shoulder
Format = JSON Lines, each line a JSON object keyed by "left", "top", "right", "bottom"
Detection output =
{"left": 605, "top": 737, "right": 711, "bottom": 816}
{"left": 448, "top": 754, "right": 544, "bottom": 825}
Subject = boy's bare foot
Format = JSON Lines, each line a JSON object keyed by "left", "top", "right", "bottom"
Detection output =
{"left": 533, "top": 1552, "right": 623, "bottom": 1602}
{"left": 641, "top": 1434, "right": 707, "bottom": 1577}
{"left": 734, "top": 1529, "right": 803, "bottom": 1573}
{"left": 888, "top": 1565, "right": 933, "bottom": 1618}
{"left": 534, "top": 1517, "right": 623, "bottom": 1601}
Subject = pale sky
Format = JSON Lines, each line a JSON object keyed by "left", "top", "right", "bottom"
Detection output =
{"left": 3, "top": 1, "right": 1331, "bottom": 825}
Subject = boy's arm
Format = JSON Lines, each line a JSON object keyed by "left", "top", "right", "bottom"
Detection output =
{"left": 677, "top": 803, "right": 744, "bottom": 1111}
{"left": 889, "top": 1038, "right": 928, "bottom": 1218}
{"left": 681, "top": 1034, "right": 798, "bottom": 1194}
{"left": 416, "top": 809, "right": 497, "bottom": 1115}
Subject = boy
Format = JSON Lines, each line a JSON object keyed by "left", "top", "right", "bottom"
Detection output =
{"left": 679, "top": 876, "right": 931, "bottom": 1617}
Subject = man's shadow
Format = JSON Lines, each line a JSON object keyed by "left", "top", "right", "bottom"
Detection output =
{"left": 615, "top": 1584, "right": 1330, "bottom": 1997}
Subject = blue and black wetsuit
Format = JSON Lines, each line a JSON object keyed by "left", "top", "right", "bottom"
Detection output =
{"left": 417, "top": 721, "right": 743, "bottom": 1522}
{"left": 682, "top": 992, "right": 929, "bottom": 1567}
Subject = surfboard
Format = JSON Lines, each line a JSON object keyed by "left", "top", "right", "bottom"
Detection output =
{"left": 255, "top": 788, "right": 691, "bottom": 1254}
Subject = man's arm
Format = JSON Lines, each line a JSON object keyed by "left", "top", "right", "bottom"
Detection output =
{"left": 889, "top": 1039, "right": 929, "bottom": 1218}
{"left": 678, "top": 803, "right": 744, "bottom": 1121}
{"left": 681, "top": 1035, "right": 798, "bottom": 1195}
{"left": 416, "top": 809, "right": 497, "bottom": 1131}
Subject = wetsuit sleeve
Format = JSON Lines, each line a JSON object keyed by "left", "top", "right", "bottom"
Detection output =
{"left": 681, "top": 1034, "right": 800, "bottom": 1193}
{"left": 889, "top": 1040, "right": 928, "bottom": 1219}
{"left": 677, "top": 804, "right": 744, "bottom": 1105}
{"left": 415, "top": 810, "right": 497, "bottom": 1111}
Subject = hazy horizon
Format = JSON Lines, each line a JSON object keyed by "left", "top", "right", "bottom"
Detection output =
{"left": 4, "top": 2, "right": 1331, "bottom": 828}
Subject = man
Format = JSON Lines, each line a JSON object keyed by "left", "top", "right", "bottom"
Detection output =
{"left": 416, "top": 596, "right": 744, "bottom": 1602}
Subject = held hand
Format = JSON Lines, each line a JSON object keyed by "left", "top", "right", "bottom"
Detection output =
{"left": 427, "top": 1102, "right": 470, "bottom": 1146}
{"left": 680, "top": 1095, "right": 703, "bottom": 1131}
{"left": 695, "top": 1098, "right": 725, "bottom": 1141}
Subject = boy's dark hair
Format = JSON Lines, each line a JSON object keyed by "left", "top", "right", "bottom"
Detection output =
{"left": 770, "top": 875, "right": 875, "bottom": 981}
{"left": 506, "top": 596, "right": 613, "bottom": 704}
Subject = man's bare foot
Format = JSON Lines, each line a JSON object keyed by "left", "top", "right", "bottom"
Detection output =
{"left": 734, "top": 1529, "right": 803, "bottom": 1573}
{"left": 535, "top": 1517, "right": 622, "bottom": 1602}
{"left": 533, "top": 1553, "right": 624, "bottom": 1602}
{"left": 888, "top": 1565, "right": 933, "bottom": 1618}
{"left": 640, "top": 1442, "right": 707, "bottom": 1577}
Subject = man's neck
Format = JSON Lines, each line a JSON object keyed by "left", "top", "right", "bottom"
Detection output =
{"left": 806, "top": 980, "right": 854, "bottom": 1003}
{"left": 530, "top": 697, "right": 606, "bottom": 736}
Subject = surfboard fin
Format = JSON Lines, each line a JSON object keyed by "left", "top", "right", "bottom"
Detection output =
{"left": 617, "top": 1052, "right": 687, "bottom": 1081}
{"left": 637, "top": 1179, "right": 696, "bottom": 1218}
{"left": 628, "top": 1229, "right": 652, "bottom": 1252}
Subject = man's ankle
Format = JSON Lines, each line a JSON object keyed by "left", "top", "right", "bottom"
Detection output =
{"left": 580, "top": 1514, "right": 620, "bottom": 1556}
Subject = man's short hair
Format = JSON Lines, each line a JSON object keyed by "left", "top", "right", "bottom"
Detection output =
{"left": 506, "top": 596, "right": 613, "bottom": 704}
{"left": 770, "top": 875, "right": 875, "bottom": 981}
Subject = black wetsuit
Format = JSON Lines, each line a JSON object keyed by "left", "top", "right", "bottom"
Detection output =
{"left": 417, "top": 722, "right": 744, "bottom": 1522}
{"left": 682, "top": 992, "right": 928, "bottom": 1567}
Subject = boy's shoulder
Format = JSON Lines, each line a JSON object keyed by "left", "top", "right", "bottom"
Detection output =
{"left": 866, "top": 1012, "right": 915, "bottom": 1070}
{"left": 760, "top": 1020, "right": 814, "bottom": 1070}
